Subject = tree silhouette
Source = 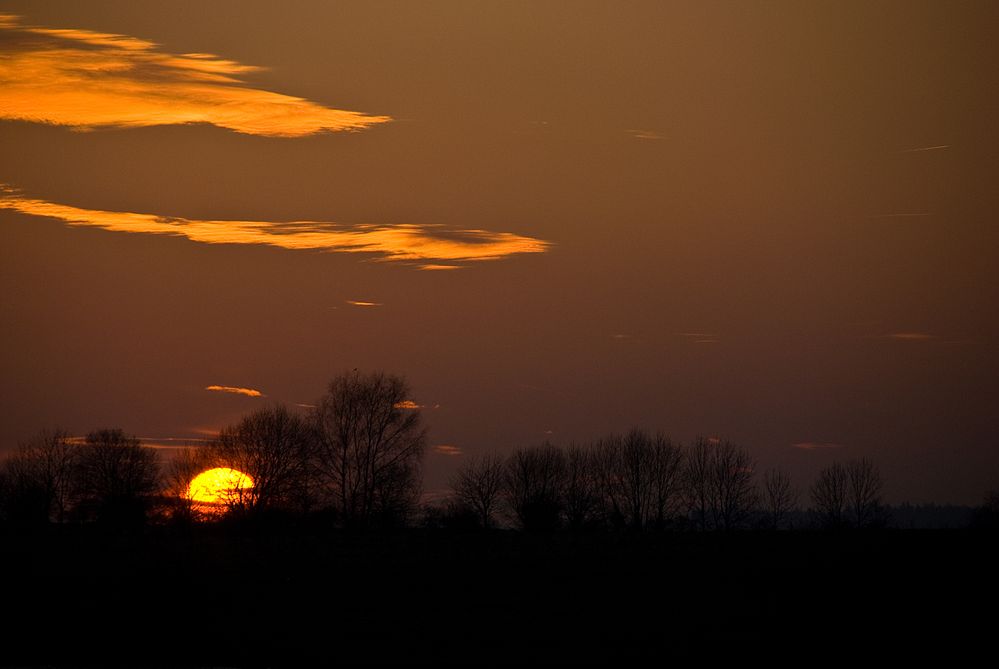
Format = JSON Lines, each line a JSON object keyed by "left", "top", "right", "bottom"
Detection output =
{"left": 647, "top": 433, "right": 685, "bottom": 529}
{"left": 208, "top": 404, "right": 313, "bottom": 515}
{"left": 0, "top": 429, "right": 78, "bottom": 524}
{"left": 311, "top": 370, "right": 426, "bottom": 528}
{"left": 451, "top": 454, "right": 505, "bottom": 529}
{"left": 761, "top": 468, "right": 798, "bottom": 530}
{"left": 563, "top": 444, "right": 601, "bottom": 530}
{"left": 846, "top": 458, "right": 884, "bottom": 528}
{"left": 811, "top": 462, "right": 848, "bottom": 529}
{"left": 683, "top": 438, "right": 756, "bottom": 531}
{"left": 75, "top": 428, "right": 161, "bottom": 525}
{"left": 971, "top": 490, "right": 999, "bottom": 529}
{"left": 504, "top": 443, "right": 566, "bottom": 531}
{"left": 811, "top": 459, "right": 885, "bottom": 529}
{"left": 592, "top": 430, "right": 684, "bottom": 530}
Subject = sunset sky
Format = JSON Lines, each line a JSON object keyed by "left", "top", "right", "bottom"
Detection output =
{"left": 1, "top": 1, "right": 996, "bottom": 504}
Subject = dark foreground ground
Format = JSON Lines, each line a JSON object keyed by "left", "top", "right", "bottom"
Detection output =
{"left": 2, "top": 524, "right": 997, "bottom": 664}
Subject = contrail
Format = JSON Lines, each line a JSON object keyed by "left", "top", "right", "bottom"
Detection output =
{"left": 900, "top": 145, "right": 950, "bottom": 153}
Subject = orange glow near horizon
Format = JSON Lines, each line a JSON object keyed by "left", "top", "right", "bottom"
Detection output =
{"left": 0, "top": 13, "right": 389, "bottom": 136}
{"left": 187, "top": 467, "right": 254, "bottom": 506}
{"left": 0, "top": 188, "right": 550, "bottom": 264}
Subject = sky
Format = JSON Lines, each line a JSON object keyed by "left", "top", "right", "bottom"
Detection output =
{"left": 1, "top": 1, "right": 997, "bottom": 504}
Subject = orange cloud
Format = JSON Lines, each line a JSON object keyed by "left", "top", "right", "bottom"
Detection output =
{"left": 346, "top": 300, "right": 383, "bottom": 307}
{"left": 418, "top": 264, "right": 463, "bottom": 271}
{"left": 432, "top": 445, "right": 463, "bottom": 457}
{"left": 393, "top": 400, "right": 423, "bottom": 409}
{"left": 205, "top": 385, "right": 263, "bottom": 398}
{"left": 0, "top": 188, "right": 550, "bottom": 264}
{"left": 626, "top": 129, "right": 664, "bottom": 140}
{"left": 0, "top": 13, "right": 389, "bottom": 136}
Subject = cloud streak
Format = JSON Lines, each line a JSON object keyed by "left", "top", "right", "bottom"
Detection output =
{"left": 884, "top": 333, "right": 936, "bottom": 341}
{"left": 792, "top": 442, "right": 844, "bottom": 450}
{"left": 432, "top": 445, "right": 463, "bottom": 457}
{"left": 626, "top": 129, "right": 663, "bottom": 140}
{"left": 0, "top": 188, "right": 551, "bottom": 265}
{"left": 205, "top": 385, "right": 263, "bottom": 397}
{"left": 900, "top": 145, "right": 949, "bottom": 153}
{"left": 0, "top": 13, "right": 389, "bottom": 136}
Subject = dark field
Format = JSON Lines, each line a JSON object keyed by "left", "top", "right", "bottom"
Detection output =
{"left": 2, "top": 525, "right": 996, "bottom": 664}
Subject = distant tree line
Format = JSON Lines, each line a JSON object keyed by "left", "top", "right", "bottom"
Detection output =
{"left": 436, "top": 430, "right": 888, "bottom": 532}
{"left": 1, "top": 369, "right": 996, "bottom": 532}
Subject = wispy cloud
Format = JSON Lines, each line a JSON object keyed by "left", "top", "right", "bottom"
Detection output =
{"left": 792, "top": 441, "right": 845, "bottom": 450}
{"left": 884, "top": 332, "right": 936, "bottom": 341}
{"left": 346, "top": 300, "right": 382, "bottom": 307}
{"left": 626, "top": 129, "right": 663, "bottom": 140}
{"left": 0, "top": 13, "right": 389, "bottom": 136}
{"left": 432, "top": 445, "right": 463, "bottom": 457}
{"left": 900, "top": 145, "right": 949, "bottom": 153}
{"left": 418, "top": 264, "right": 463, "bottom": 271}
{"left": 678, "top": 332, "right": 719, "bottom": 344}
{"left": 0, "top": 187, "right": 551, "bottom": 265}
{"left": 393, "top": 400, "right": 423, "bottom": 409}
{"left": 205, "top": 385, "right": 263, "bottom": 397}
{"left": 138, "top": 437, "right": 213, "bottom": 450}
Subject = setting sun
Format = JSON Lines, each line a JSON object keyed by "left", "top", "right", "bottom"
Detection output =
{"left": 187, "top": 467, "right": 253, "bottom": 506}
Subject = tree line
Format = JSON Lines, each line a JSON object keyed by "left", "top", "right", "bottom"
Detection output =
{"left": 438, "top": 431, "right": 886, "bottom": 531}
{"left": 1, "top": 369, "right": 995, "bottom": 531}
{"left": 1, "top": 370, "right": 425, "bottom": 528}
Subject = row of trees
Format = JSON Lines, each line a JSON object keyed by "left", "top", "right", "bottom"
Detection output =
{"left": 0, "top": 369, "right": 910, "bottom": 531}
{"left": 443, "top": 430, "right": 886, "bottom": 531}
{"left": 0, "top": 428, "right": 160, "bottom": 526}
{"left": 0, "top": 371, "right": 426, "bottom": 528}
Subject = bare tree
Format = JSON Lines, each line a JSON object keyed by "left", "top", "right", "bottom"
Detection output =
{"left": 504, "top": 443, "right": 566, "bottom": 531}
{"left": 761, "top": 468, "right": 798, "bottom": 530}
{"left": 592, "top": 434, "right": 627, "bottom": 528}
{"left": 971, "top": 489, "right": 999, "bottom": 529}
{"left": 648, "top": 433, "right": 685, "bottom": 529}
{"left": 683, "top": 437, "right": 714, "bottom": 531}
{"left": 1, "top": 429, "right": 79, "bottom": 523}
{"left": 163, "top": 445, "right": 215, "bottom": 522}
{"left": 618, "top": 429, "right": 655, "bottom": 529}
{"left": 451, "top": 454, "right": 505, "bottom": 529}
{"left": 592, "top": 429, "right": 684, "bottom": 530}
{"left": 311, "top": 370, "right": 426, "bottom": 528}
{"left": 811, "top": 461, "right": 848, "bottom": 529}
{"left": 76, "top": 428, "right": 161, "bottom": 524}
{"left": 709, "top": 440, "right": 757, "bottom": 531}
{"left": 683, "top": 438, "right": 756, "bottom": 531}
{"left": 846, "top": 458, "right": 884, "bottom": 528}
{"left": 208, "top": 404, "right": 313, "bottom": 515}
{"left": 563, "top": 444, "right": 601, "bottom": 530}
